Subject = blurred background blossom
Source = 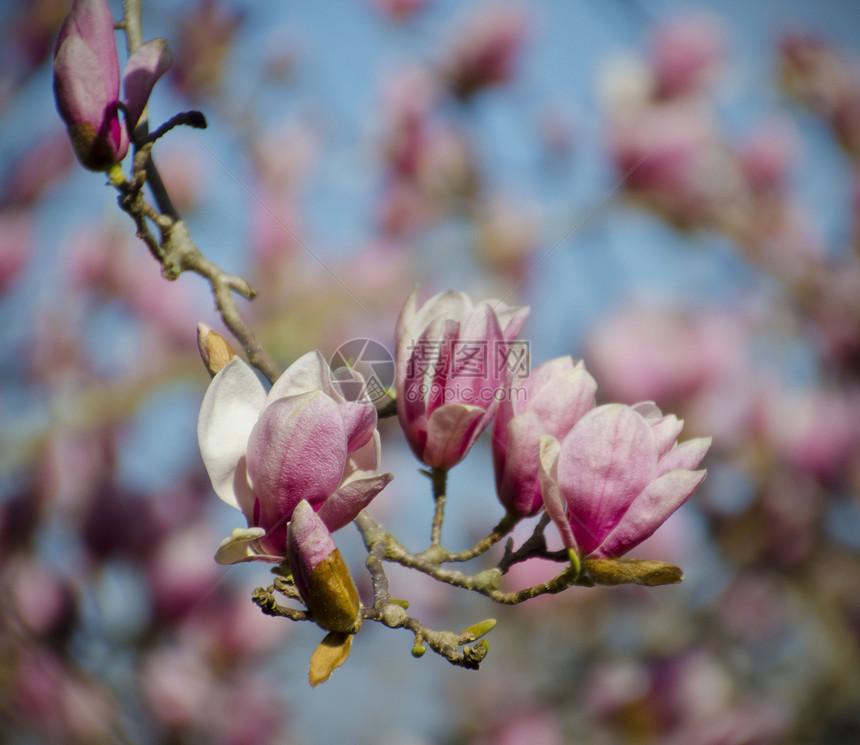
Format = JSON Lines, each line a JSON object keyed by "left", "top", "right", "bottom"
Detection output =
{"left": 2, "top": 1, "right": 860, "bottom": 743}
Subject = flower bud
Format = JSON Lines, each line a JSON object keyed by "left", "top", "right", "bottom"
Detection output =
{"left": 53, "top": 0, "right": 129, "bottom": 171}
{"left": 196, "top": 323, "right": 236, "bottom": 377}
{"left": 583, "top": 557, "right": 684, "bottom": 586}
{"left": 458, "top": 618, "right": 497, "bottom": 642}
{"left": 395, "top": 287, "right": 529, "bottom": 470}
{"left": 288, "top": 500, "right": 361, "bottom": 633}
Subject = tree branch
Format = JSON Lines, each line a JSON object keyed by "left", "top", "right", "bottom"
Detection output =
{"left": 117, "top": 0, "right": 281, "bottom": 383}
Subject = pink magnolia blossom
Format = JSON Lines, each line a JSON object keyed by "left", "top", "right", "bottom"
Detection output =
{"left": 539, "top": 402, "right": 710, "bottom": 559}
{"left": 1, "top": 132, "right": 75, "bottom": 208}
{"left": 395, "top": 288, "right": 529, "bottom": 470}
{"left": 738, "top": 119, "right": 798, "bottom": 194}
{"left": 53, "top": 0, "right": 128, "bottom": 170}
{"left": 197, "top": 351, "right": 393, "bottom": 563}
{"left": 586, "top": 306, "right": 746, "bottom": 405}
{"left": 53, "top": 0, "right": 171, "bottom": 171}
{"left": 442, "top": 6, "right": 528, "bottom": 100}
{"left": 371, "top": 0, "right": 426, "bottom": 22}
{"left": 650, "top": 14, "right": 725, "bottom": 100}
{"left": 607, "top": 100, "right": 735, "bottom": 226}
{"left": 171, "top": 0, "right": 243, "bottom": 100}
{"left": 493, "top": 357, "right": 596, "bottom": 517}
{"left": 761, "top": 387, "right": 860, "bottom": 480}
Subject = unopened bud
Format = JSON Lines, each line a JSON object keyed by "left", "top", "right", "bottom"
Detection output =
{"left": 305, "top": 549, "right": 362, "bottom": 633}
{"left": 411, "top": 641, "right": 427, "bottom": 658}
{"left": 583, "top": 557, "right": 684, "bottom": 586}
{"left": 289, "top": 500, "right": 361, "bottom": 633}
{"left": 458, "top": 618, "right": 497, "bottom": 643}
{"left": 197, "top": 323, "right": 236, "bottom": 377}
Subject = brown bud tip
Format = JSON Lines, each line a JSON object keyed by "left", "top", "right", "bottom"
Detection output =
{"left": 306, "top": 548, "right": 361, "bottom": 634}
{"left": 583, "top": 558, "right": 684, "bottom": 586}
{"left": 309, "top": 632, "right": 353, "bottom": 687}
{"left": 197, "top": 323, "right": 236, "bottom": 377}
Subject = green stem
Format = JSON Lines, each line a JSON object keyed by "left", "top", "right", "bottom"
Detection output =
{"left": 446, "top": 512, "right": 519, "bottom": 562}
{"left": 429, "top": 466, "right": 447, "bottom": 547}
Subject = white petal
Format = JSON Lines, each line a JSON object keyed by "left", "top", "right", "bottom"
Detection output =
{"left": 198, "top": 357, "right": 265, "bottom": 511}
{"left": 538, "top": 434, "right": 579, "bottom": 552}
{"left": 214, "top": 527, "right": 281, "bottom": 564}
{"left": 266, "top": 350, "right": 341, "bottom": 406}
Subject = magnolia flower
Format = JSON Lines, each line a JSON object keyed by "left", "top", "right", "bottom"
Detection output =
{"left": 493, "top": 357, "right": 596, "bottom": 517}
{"left": 539, "top": 402, "right": 710, "bottom": 560}
{"left": 395, "top": 287, "right": 529, "bottom": 470}
{"left": 197, "top": 351, "right": 393, "bottom": 564}
{"left": 442, "top": 6, "right": 528, "bottom": 100}
{"left": 650, "top": 14, "right": 724, "bottom": 99}
{"left": 53, "top": 0, "right": 171, "bottom": 171}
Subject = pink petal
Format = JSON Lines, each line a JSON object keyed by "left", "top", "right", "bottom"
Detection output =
{"left": 247, "top": 391, "right": 347, "bottom": 533}
{"left": 289, "top": 500, "right": 337, "bottom": 583}
{"left": 197, "top": 357, "right": 265, "bottom": 514}
{"left": 538, "top": 435, "right": 578, "bottom": 552}
{"left": 53, "top": 35, "right": 109, "bottom": 125}
{"left": 423, "top": 403, "right": 487, "bottom": 469}
{"left": 394, "top": 285, "right": 419, "bottom": 351}
{"left": 123, "top": 38, "right": 172, "bottom": 129}
{"left": 426, "top": 318, "right": 459, "bottom": 413}
{"left": 407, "top": 289, "right": 472, "bottom": 333}
{"left": 528, "top": 361, "right": 597, "bottom": 439}
{"left": 519, "top": 356, "right": 575, "bottom": 400}
{"left": 656, "top": 436, "right": 711, "bottom": 476}
{"left": 340, "top": 401, "right": 378, "bottom": 456}
{"left": 266, "top": 350, "right": 340, "bottom": 406}
{"left": 491, "top": 394, "right": 515, "bottom": 484}
{"left": 632, "top": 401, "right": 662, "bottom": 419}
{"left": 319, "top": 472, "right": 395, "bottom": 532}
{"left": 213, "top": 527, "right": 280, "bottom": 565}
{"left": 594, "top": 468, "right": 707, "bottom": 558}
{"left": 646, "top": 413, "right": 685, "bottom": 457}
{"left": 558, "top": 404, "right": 657, "bottom": 556}
{"left": 452, "top": 305, "right": 505, "bottom": 405}
{"left": 61, "top": 0, "right": 120, "bottom": 95}
{"left": 396, "top": 319, "right": 445, "bottom": 437}
{"left": 495, "top": 409, "right": 545, "bottom": 516}
{"left": 487, "top": 299, "right": 530, "bottom": 341}
{"left": 342, "top": 432, "right": 382, "bottom": 480}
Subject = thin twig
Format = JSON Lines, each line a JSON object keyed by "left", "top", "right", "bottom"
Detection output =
{"left": 429, "top": 467, "right": 447, "bottom": 547}
{"left": 446, "top": 512, "right": 519, "bottom": 563}
{"left": 117, "top": 0, "right": 281, "bottom": 383}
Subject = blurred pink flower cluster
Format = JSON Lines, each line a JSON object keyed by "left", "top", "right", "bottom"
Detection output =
{"left": 369, "top": 6, "right": 538, "bottom": 279}
{"left": 602, "top": 13, "right": 828, "bottom": 283}
{"left": 780, "top": 33, "right": 860, "bottom": 157}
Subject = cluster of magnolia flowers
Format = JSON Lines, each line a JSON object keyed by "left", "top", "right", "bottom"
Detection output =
{"left": 197, "top": 288, "right": 711, "bottom": 636}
